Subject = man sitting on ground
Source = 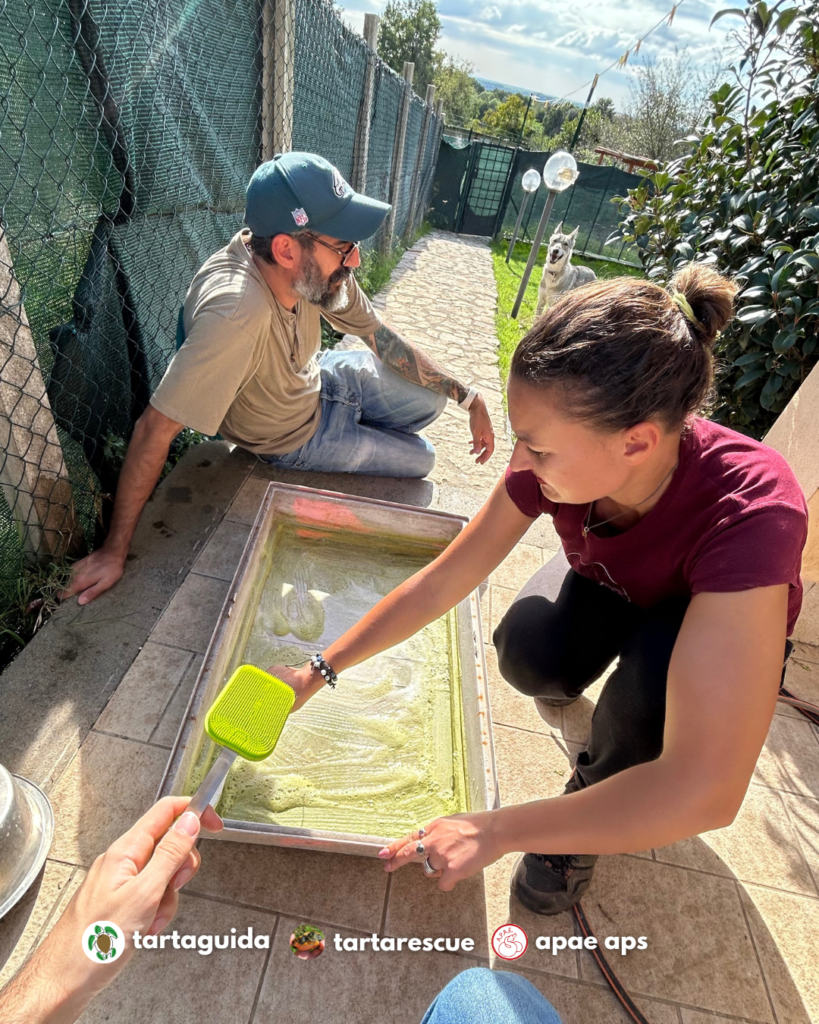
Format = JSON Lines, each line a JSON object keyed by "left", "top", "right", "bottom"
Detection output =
{"left": 64, "top": 152, "right": 495, "bottom": 606}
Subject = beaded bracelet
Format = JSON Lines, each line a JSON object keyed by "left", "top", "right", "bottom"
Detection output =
{"left": 310, "top": 652, "right": 338, "bottom": 689}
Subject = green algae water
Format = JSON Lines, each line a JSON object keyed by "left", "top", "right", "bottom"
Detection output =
{"left": 185, "top": 524, "right": 469, "bottom": 837}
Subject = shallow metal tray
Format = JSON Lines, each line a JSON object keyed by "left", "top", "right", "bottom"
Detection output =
{"left": 157, "top": 482, "right": 499, "bottom": 856}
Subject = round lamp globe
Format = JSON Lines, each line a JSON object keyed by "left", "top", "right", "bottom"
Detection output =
{"left": 542, "top": 150, "right": 579, "bottom": 192}
{"left": 521, "top": 168, "right": 541, "bottom": 193}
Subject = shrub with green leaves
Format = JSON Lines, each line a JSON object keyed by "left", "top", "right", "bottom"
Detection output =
{"left": 612, "top": 0, "right": 819, "bottom": 437}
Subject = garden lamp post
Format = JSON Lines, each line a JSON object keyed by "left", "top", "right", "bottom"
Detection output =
{"left": 511, "top": 150, "right": 579, "bottom": 319}
{"left": 505, "top": 168, "right": 541, "bottom": 263}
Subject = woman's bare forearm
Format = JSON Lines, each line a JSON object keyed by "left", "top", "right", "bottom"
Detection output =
{"left": 324, "top": 478, "right": 533, "bottom": 674}
{"left": 492, "top": 756, "right": 732, "bottom": 858}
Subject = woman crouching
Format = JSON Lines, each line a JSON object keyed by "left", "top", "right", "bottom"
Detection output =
{"left": 273, "top": 264, "right": 807, "bottom": 915}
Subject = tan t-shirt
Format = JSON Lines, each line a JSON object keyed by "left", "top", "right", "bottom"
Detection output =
{"left": 150, "top": 230, "right": 382, "bottom": 454}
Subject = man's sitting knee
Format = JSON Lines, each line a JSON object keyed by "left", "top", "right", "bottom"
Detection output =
{"left": 414, "top": 444, "right": 436, "bottom": 478}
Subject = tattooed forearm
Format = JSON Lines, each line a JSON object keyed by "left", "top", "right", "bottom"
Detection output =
{"left": 367, "top": 324, "right": 468, "bottom": 403}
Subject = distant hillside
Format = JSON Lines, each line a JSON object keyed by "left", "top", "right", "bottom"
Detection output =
{"left": 474, "top": 77, "right": 555, "bottom": 102}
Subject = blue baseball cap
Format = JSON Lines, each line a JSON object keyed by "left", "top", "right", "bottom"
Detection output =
{"left": 245, "top": 152, "right": 391, "bottom": 242}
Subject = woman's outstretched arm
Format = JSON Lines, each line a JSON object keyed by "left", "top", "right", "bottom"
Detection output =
{"left": 381, "top": 583, "right": 789, "bottom": 888}
{"left": 272, "top": 474, "right": 536, "bottom": 709}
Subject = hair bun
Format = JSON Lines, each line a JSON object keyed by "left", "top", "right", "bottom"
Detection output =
{"left": 669, "top": 264, "right": 737, "bottom": 349}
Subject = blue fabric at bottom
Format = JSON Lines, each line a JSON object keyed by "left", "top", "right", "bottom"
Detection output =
{"left": 420, "top": 968, "right": 564, "bottom": 1024}
{"left": 260, "top": 348, "right": 447, "bottom": 478}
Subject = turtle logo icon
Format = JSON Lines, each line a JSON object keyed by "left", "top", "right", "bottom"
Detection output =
{"left": 82, "top": 921, "right": 122, "bottom": 963}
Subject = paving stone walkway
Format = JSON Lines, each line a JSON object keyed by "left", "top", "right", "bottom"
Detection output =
{"left": 2, "top": 231, "right": 819, "bottom": 1024}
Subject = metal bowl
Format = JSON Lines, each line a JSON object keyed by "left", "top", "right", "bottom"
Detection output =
{"left": 0, "top": 764, "right": 54, "bottom": 919}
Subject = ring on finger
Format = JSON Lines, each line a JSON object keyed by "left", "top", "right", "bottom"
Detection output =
{"left": 422, "top": 856, "right": 439, "bottom": 877}
{"left": 416, "top": 842, "right": 425, "bottom": 855}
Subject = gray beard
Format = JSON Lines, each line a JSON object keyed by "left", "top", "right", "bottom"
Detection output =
{"left": 321, "top": 279, "right": 350, "bottom": 312}
{"left": 293, "top": 251, "right": 351, "bottom": 311}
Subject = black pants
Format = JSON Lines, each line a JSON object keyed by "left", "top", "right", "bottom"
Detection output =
{"left": 494, "top": 550, "right": 793, "bottom": 802}
{"left": 493, "top": 550, "right": 691, "bottom": 796}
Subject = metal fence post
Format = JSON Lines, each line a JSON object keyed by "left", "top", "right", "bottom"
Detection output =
{"left": 425, "top": 99, "right": 445, "bottom": 227}
{"left": 0, "top": 231, "right": 82, "bottom": 560}
{"left": 383, "top": 61, "right": 414, "bottom": 252}
{"left": 403, "top": 83, "right": 435, "bottom": 242}
{"left": 511, "top": 188, "right": 558, "bottom": 318}
{"left": 262, "top": 0, "right": 294, "bottom": 160}
{"left": 352, "top": 13, "right": 379, "bottom": 192}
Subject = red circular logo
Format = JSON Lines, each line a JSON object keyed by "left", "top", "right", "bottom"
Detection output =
{"left": 491, "top": 923, "right": 528, "bottom": 960}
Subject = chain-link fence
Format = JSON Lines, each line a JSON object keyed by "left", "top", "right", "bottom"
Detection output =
{"left": 0, "top": 0, "right": 443, "bottom": 610}
{"left": 429, "top": 139, "right": 641, "bottom": 263}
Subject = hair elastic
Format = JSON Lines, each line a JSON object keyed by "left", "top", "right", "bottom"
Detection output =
{"left": 671, "top": 291, "right": 701, "bottom": 329}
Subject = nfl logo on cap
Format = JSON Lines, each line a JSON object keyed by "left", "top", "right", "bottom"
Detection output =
{"left": 291, "top": 207, "right": 309, "bottom": 227}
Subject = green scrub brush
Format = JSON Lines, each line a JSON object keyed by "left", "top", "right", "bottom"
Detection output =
{"left": 187, "top": 665, "right": 295, "bottom": 817}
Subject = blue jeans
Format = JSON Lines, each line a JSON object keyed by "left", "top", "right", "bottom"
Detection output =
{"left": 261, "top": 349, "right": 446, "bottom": 478}
{"left": 420, "top": 969, "right": 563, "bottom": 1024}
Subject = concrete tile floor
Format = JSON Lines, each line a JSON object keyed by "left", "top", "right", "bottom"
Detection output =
{"left": 3, "top": 232, "right": 819, "bottom": 1023}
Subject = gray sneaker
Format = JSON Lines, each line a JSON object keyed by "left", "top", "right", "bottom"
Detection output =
{"left": 510, "top": 853, "right": 598, "bottom": 915}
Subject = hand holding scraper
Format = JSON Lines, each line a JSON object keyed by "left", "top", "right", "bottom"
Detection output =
{"left": 186, "top": 665, "right": 295, "bottom": 818}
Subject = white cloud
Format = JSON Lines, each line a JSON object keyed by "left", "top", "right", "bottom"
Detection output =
{"left": 344, "top": 0, "right": 733, "bottom": 106}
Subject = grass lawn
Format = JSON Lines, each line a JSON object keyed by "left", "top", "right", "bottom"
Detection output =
{"left": 492, "top": 240, "right": 644, "bottom": 385}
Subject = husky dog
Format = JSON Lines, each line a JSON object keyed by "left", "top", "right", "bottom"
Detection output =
{"left": 535, "top": 222, "right": 597, "bottom": 317}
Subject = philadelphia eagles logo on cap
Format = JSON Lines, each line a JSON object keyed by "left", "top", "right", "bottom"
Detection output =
{"left": 332, "top": 169, "right": 348, "bottom": 198}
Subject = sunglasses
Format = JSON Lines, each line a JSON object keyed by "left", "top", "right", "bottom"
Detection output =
{"left": 304, "top": 233, "right": 359, "bottom": 267}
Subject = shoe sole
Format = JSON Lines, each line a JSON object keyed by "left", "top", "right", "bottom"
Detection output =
{"left": 535, "top": 695, "right": 580, "bottom": 709}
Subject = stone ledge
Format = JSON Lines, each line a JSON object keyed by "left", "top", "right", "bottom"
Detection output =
{"left": 0, "top": 441, "right": 254, "bottom": 790}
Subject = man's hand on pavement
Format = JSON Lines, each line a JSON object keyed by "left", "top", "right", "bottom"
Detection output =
{"left": 468, "top": 395, "right": 495, "bottom": 465}
{"left": 59, "top": 548, "right": 126, "bottom": 606}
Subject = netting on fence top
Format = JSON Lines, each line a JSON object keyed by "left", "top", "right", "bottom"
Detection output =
{"left": 365, "top": 62, "right": 404, "bottom": 250}
{"left": 292, "top": 0, "right": 368, "bottom": 180}
{"left": 0, "top": 0, "right": 441, "bottom": 597}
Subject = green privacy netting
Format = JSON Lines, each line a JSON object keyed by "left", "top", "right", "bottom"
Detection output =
{"left": 429, "top": 139, "right": 641, "bottom": 263}
{"left": 502, "top": 153, "right": 642, "bottom": 262}
{"left": 0, "top": 0, "right": 441, "bottom": 594}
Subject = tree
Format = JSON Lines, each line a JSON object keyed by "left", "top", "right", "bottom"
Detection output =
{"left": 544, "top": 108, "right": 606, "bottom": 161}
{"left": 480, "top": 93, "right": 542, "bottom": 144}
{"left": 602, "top": 49, "right": 724, "bottom": 162}
{"left": 613, "top": 0, "right": 819, "bottom": 437}
{"left": 592, "top": 96, "right": 616, "bottom": 121}
{"left": 476, "top": 91, "right": 503, "bottom": 119}
{"left": 378, "top": 0, "right": 442, "bottom": 94}
{"left": 535, "top": 100, "right": 579, "bottom": 137}
{"left": 433, "top": 57, "right": 480, "bottom": 124}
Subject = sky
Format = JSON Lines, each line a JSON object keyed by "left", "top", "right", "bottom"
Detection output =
{"left": 341, "top": 0, "right": 736, "bottom": 107}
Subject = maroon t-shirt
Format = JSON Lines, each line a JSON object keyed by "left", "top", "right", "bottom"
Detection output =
{"left": 505, "top": 417, "right": 808, "bottom": 635}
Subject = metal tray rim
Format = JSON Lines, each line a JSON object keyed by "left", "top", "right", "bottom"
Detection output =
{"left": 157, "top": 481, "right": 499, "bottom": 854}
